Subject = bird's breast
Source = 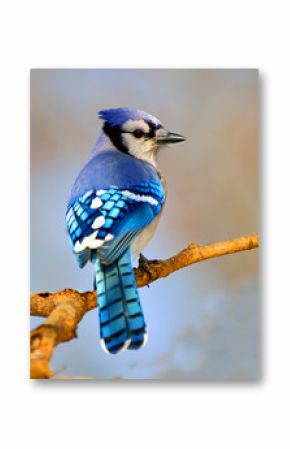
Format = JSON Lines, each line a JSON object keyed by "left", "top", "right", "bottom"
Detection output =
{"left": 131, "top": 173, "right": 166, "bottom": 260}
{"left": 131, "top": 213, "right": 162, "bottom": 260}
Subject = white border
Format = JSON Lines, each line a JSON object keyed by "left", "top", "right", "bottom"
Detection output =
{"left": 1, "top": 1, "right": 289, "bottom": 448}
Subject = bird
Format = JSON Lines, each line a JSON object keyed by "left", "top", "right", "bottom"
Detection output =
{"left": 66, "top": 108, "right": 186, "bottom": 354}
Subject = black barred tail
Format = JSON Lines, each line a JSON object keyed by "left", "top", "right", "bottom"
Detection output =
{"left": 93, "top": 250, "right": 147, "bottom": 354}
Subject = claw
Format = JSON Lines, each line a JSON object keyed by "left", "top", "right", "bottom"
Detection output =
{"left": 138, "top": 253, "right": 150, "bottom": 271}
{"left": 138, "top": 254, "right": 161, "bottom": 284}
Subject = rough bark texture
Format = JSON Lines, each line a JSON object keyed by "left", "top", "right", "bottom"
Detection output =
{"left": 30, "top": 233, "right": 259, "bottom": 379}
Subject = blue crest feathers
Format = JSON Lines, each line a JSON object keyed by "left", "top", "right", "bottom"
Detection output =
{"left": 98, "top": 108, "right": 162, "bottom": 128}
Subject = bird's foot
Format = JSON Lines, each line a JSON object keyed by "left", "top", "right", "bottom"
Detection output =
{"left": 138, "top": 254, "right": 162, "bottom": 286}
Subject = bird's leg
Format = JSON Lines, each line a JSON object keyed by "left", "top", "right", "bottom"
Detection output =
{"left": 138, "top": 253, "right": 151, "bottom": 272}
{"left": 138, "top": 254, "right": 163, "bottom": 285}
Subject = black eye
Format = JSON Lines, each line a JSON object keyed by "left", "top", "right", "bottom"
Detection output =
{"left": 133, "top": 129, "right": 144, "bottom": 139}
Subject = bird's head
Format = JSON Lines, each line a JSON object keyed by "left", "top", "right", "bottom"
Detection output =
{"left": 99, "top": 108, "right": 186, "bottom": 166}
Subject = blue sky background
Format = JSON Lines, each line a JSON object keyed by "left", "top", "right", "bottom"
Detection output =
{"left": 30, "top": 69, "right": 259, "bottom": 380}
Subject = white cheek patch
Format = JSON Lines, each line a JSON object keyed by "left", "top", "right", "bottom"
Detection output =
{"left": 121, "top": 120, "right": 158, "bottom": 168}
{"left": 121, "top": 133, "right": 144, "bottom": 151}
{"left": 122, "top": 133, "right": 157, "bottom": 167}
{"left": 122, "top": 119, "right": 150, "bottom": 133}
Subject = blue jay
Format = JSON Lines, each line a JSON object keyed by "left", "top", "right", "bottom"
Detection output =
{"left": 66, "top": 108, "right": 185, "bottom": 354}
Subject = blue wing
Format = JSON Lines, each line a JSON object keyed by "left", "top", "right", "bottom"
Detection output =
{"left": 66, "top": 182, "right": 165, "bottom": 267}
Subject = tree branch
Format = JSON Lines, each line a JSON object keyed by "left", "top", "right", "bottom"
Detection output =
{"left": 30, "top": 233, "right": 259, "bottom": 378}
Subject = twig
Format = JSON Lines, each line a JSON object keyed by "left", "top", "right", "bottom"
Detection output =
{"left": 30, "top": 233, "right": 259, "bottom": 379}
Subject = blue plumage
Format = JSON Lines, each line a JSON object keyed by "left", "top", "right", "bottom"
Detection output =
{"left": 66, "top": 107, "right": 185, "bottom": 354}
{"left": 66, "top": 182, "right": 164, "bottom": 266}
{"left": 93, "top": 249, "right": 146, "bottom": 354}
{"left": 68, "top": 148, "right": 161, "bottom": 207}
{"left": 98, "top": 107, "right": 162, "bottom": 128}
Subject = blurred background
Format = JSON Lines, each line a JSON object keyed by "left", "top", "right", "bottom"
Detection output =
{"left": 30, "top": 69, "right": 259, "bottom": 380}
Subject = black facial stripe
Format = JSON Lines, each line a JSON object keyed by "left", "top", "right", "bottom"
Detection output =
{"left": 103, "top": 122, "right": 128, "bottom": 154}
{"left": 147, "top": 120, "right": 161, "bottom": 138}
{"left": 103, "top": 120, "right": 161, "bottom": 154}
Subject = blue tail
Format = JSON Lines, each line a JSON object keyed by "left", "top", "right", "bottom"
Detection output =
{"left": 93, "top": 249, "right": 147, "bottom": 354}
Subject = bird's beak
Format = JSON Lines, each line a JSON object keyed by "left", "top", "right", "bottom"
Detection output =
{"left": 156, "top": 130, "right": 186, "bottom": 144}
